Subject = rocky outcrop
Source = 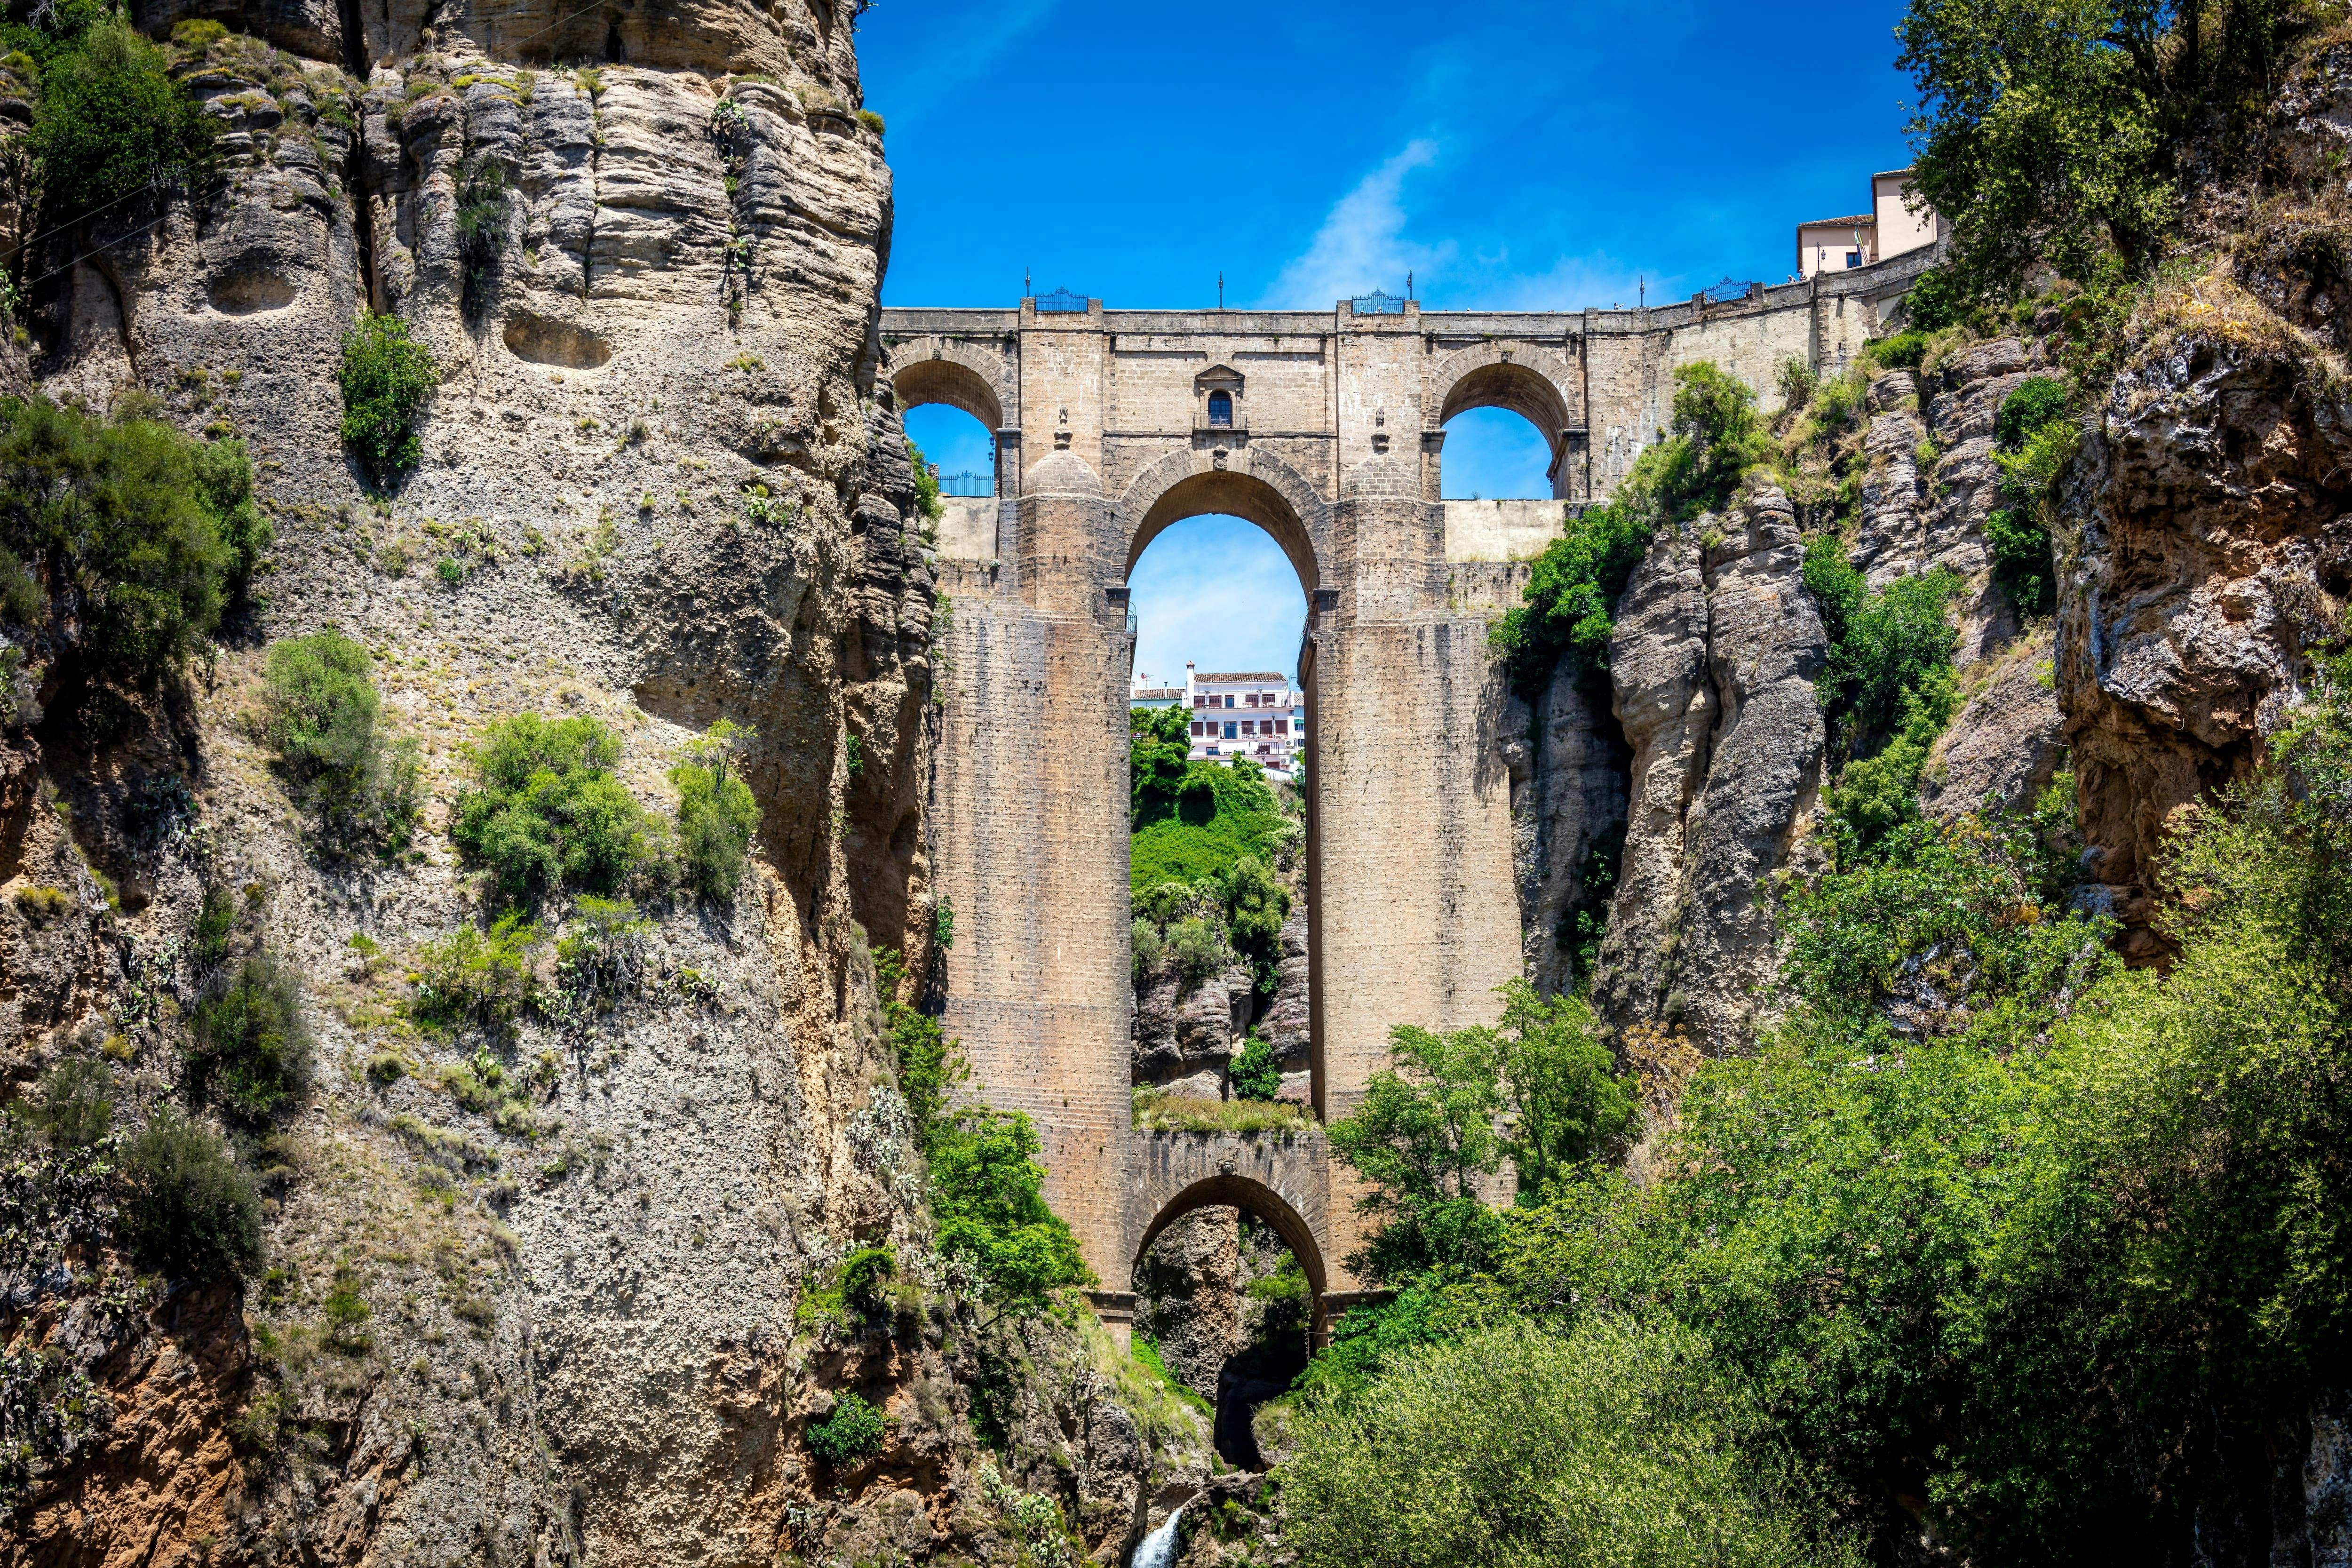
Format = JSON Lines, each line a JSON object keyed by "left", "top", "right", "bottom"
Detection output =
{"left": 1132, "top": 1210, "right": 1246, "bottom": 1405}
{"left": 1592, "top": 484, "right": 1827, "bottom": 1056}
{"left": 2060, "top": 318, "right": 2352, "bottom": 960}
{"left": 1133, "top": 963, "right": 1251, "bottom": 1097}
{"left": 1501, "top": 658, "right": 1630, "bottom": 999}
{"left": 1923, "top": 630, "right": 2069, "bottom": 819}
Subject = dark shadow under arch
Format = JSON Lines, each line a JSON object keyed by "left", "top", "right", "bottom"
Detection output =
{"left": 1126, "top": 470, "right": 1318, "bottom": 594}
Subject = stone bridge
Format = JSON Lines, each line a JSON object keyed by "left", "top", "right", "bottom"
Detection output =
{"left": 884, "top": 253, "right": 1931, "bottom": 1339}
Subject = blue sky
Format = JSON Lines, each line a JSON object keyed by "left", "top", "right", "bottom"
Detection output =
{"left": 872, "top": 0, "right": 1921, "bottom": 677}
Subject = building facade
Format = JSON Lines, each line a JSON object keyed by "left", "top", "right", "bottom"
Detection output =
{"left": 1184, "top": 665, "right": 1305, "bottom": 773}
{"left": 1797, "top": 167, "right": 1944, "bottom": 279}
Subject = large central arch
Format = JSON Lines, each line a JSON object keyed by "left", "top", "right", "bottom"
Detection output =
{"left": 1119, "top": 448, "right": 1328, "bottom": 593}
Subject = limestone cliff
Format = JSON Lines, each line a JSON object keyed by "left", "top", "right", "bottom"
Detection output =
{"left": 0, "top": 4, "right": 1193, "bottom": 1564}
{"left": 1587, "top": 484, "right": 1828, "bottom": 1056}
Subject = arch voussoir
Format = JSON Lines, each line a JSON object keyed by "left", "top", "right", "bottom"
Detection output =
{"left": 884, "top": 334, "right": 1013, "bottom": 432}
{"left": 1433, "top": 340, "right": 1580, "bottom": 452}
{"left": 1117, "top": 446, "right": 1328, "bottom": 591}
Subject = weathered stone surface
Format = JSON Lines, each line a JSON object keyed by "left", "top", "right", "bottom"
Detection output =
{"left": 1502, "top": 654, "right": 1630, "bottom": 998}
{"left": 1134, "top": 1210, "right": 1247, "bottom": 1404}
{"left": 1923, "top": 632, "right": 2068, "bottom": 820}
{"left": 2060, "top": 330, "right": 2352, "bottom": 959}
{"left": 1595, "top": 484, "right": 1827, "bottom": 1056}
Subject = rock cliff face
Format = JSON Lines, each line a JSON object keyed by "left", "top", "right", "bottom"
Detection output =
{"left": 2061, "top": 325, "right": 2352, "bottom": 959}
{"left": 0, "top": 5, "right": 1188, "bottom": 1565}
{"left": 1589, "top": 485, "right": 1828, "bottom": 1056}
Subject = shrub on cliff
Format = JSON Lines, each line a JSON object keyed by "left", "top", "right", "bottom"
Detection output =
{"left": 806, "top": 1390, "right": 888, "bottom": 1465}
{"left": 670, "top": 719, "right": 758, "bottom": 899}
{"left": 339, "top": 314, "right": 437, "bottom": 490}
{"left": 25, "top": 17, "right": 215, "bottom": 221}
{"left": 0, "top": 395, "right": 267, "bottom": 680}
{"left": 1130, "top": 757, "right": 1286, "bottom": 892}
{"left": 186, "top": 951, "right": 312, "bottom": 1123}
{"left": 119, "top": 1109, "right": 262, "bottom": 1278}
{"left": 452, "top": 714, "right": 661, "bottom": 906}
{"left": 1490, "top": 362, "right": 1770, "bottom": 699}
{"left": 1985, "top": 375, "right": 2076, "bottom": 613}
{"left": 262, "top": 630, "right": 420, "bottom": 853}
{"left": 1231, "top": 1030, "right": 1282, "bottom": 1101}
{"left": 1283, "top": 1318, "right": 1859, "bottom": 1568}
{"left": 413, "top": 913, "right": 545, "bottom": 1035}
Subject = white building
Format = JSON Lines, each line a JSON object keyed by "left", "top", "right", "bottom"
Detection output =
{"left": 1796, "top": 167, "right": 1944, "bottom": 279}
{"left": 1134, "top": 664, "right": 1305, "bottom": 774}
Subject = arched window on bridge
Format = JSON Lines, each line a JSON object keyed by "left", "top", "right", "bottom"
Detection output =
{"left": 1439, "top": 406, "right": 1555, "bottom": 500}
{"left": 1207, "top": 390, "right": 1233, "bottom": 428}
{"left": 901, "top": 403, "right": 996, "bottom": 499}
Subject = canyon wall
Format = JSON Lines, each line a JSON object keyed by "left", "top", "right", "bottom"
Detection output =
{"left": 0, "top": 5, "right": 1208, "bottom": 1564}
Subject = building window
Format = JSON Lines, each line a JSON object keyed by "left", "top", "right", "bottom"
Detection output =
{"left": 1246, "top": 720, "right": 1259, "bottom": 735}
{"left": 1191, "top": 722, "right": 1204, "bottom": 737}
{"left": 1193, "top": 695, "right": 1205, "bottom": 708}
{"left": 1257, "top": 744, "right": 1270, "bottom": 755}
{"left": 1275, "top": 719, "right": 1288, "bottom": 735}
{"left": 1208, "top": 390, "right": 1232, "bottom": 427}
{"left": 1223, "top": 722, "right": 1237, "bottom": 740}
{"left": 1845, "top": 250, "right": 1863, "bottom": 268}
{"left": 1206, "top": 746, "right": 1220, "bottom": 756}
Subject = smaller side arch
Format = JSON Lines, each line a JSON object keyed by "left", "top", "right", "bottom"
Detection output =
{"left": 1431, "top": 340, "right": 1581, "bottom": 457}
{"left": 885, "top": 335, "right": 1011, "bottom": 433}
{"left": 1133, "top": 1173, "right": 1329, "bottom": 1302}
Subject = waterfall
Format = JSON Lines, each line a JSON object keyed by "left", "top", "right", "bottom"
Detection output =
{"left": 1128, "top": 1498, "right": 1188, "bottom": 1568}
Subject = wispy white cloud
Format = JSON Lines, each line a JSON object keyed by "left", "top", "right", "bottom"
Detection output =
{"left": 877, "top": 0, "right": 1064, "bottom": 132}
{"left": 1259, "top": 140, "right": 1456, "bottom": 310}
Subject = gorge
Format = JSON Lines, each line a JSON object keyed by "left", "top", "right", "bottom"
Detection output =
{"left": 4, "top": 0, "right": 2352, "bottom": 1565}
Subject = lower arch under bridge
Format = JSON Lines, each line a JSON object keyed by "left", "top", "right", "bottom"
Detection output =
{"left": 884, "top": 262, "right": 1933, "bottom": 1329}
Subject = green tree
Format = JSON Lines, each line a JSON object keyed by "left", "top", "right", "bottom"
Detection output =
{"left": 1282, "top": 1318, "right": 1860, "bottom": 1568}
{"left": 28, "top": 19, "right": 214, "bottom": 220}
{"left": 1129, "top": 703, "right": 1192, "bottom": 824}
{"left": 671, "top": 718, "right": 758, "bottom": 899}
{"left": 1487, "top": 980, "right": 1636, "bottom": 1196}
{"left": 451, "top": 714, "right": 660, "bottom": 906}
{"left": 1219, "top": 852, "right": 1288, "bottom": 992}
{"left": 1898, "top": 0, "right": 2302, "bottom": 296}
{"left": 339, "top": 313, "right": 437, "bottom": 490}
{"left": 0, "top": 396, "right": 266, "bottom": 678}
{"left": 928, "top": 1109, "right": 1093, "bottom": 1316}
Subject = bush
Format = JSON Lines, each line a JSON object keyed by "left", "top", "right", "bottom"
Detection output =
{"left": 1864, "top": 328, "right": 1929, "bottom": 370}
{"left": 1774, "top": 356, "right": 1817, "bottom": 413}
{"left": 186, "top": 951, "right": 311, "bottom": 1122}
{"left": 1806, "top": 543, "right": 1962, "bottom": 755}
{"left": 339, "top": 314, "right": 437, "bottom": 490}
{"left": 905, "top": 437, "right": 941, "bottom": 520}
{"left": 1220, "top": 852, "right": 1288, "bottom": 992}
{"left": 929, "top": 1108, "right": 1092, "bottom": 1313}
{"left": 262, "top": 630, "right": 418, "bottom": 851}
{"left": 118, "top": 1109, "right": 262, "bottom": 1278}
{"left": 671, "top": 718, "right": 757, "bottom": 899}
{"left": 1995, "top": 375, "right": 2069, "bottom": 449}
{"left": 1131, "top": 757, "right": 1288, "bottom": 891}
{"left": 14, "top": 1058, "right": 112, "bottom": 1151}
{"left": 452, "top": 713, "right": 660, "bottom": 905}
{"left": 1129, "top": 704, "right": 1192, "bottom": 825}
{"left": 453, "top": 154, "right": 509, "bottom": 321}
{"left": 413, "top": 912, "right": 544, "bottom": 1033}
{"left": 1231, "top": 1031, "right": 1281, "bottom": 1101}
{"left": 1130, "top": 916, "right": 1167, "bottom": 979}
{"left": 874, "top": 944, "right": 964, "bottom": 1152}
{"left": 1282, "top": 1319, "right": 1858, "bottom": 1568}
{"left": 1903, "top": 265, "right": 1963, "bottom": 331}
{"left": 28, "top": 20, "right": 214, "bottom": 221}
{"left": 806, "top": 1389, "right": 888, "bottom": 1465}
{"left": 0, "top": 396, "right": 266, "bottom": 677}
